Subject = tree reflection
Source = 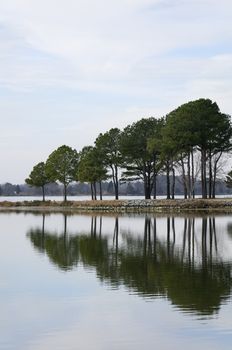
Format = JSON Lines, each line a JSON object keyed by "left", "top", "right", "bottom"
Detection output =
{"left": 27, "top": 214, "right": 232, "bottom": 317}
{"left": 28, "top": 214, "right": 79, "bottom": 270}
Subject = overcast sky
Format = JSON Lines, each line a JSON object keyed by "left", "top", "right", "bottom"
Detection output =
{"left": 0, "top": 0, "right": 231, "bottom": 183}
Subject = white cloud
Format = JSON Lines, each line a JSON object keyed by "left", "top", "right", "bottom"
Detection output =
{"left": 0, "top": 0, "right": 231, "bottom": 85}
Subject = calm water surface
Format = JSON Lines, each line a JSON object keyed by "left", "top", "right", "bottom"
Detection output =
{"left": 1, "top": 212, "right": 232, "bottom": 349}
{"left": 1, "top": 194, "right": 232, "bottom": 202}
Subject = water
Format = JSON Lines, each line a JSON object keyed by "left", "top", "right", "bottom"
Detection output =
{"left": 0, "top": 195, "right": 145, "bottom": 202}
{"left": 1, "top": 212, "right": 232, "bottom": 349}
{"left": 1, "top": 194, "right": 232, "bottom": 202}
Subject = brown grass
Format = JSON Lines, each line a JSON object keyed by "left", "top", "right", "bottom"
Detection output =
{"left": 1, "top": 197, "right": 232, "bottom": 213}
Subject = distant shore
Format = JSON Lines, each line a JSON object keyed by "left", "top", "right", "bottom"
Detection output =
{"left": 1, "top": 198, "right": 232, "bottom": 213}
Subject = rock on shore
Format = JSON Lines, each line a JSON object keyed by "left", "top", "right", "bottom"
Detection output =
{"left": 1, "top": 198, "right": 232, "bottom": 213}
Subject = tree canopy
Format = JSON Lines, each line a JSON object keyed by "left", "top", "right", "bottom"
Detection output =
{"left": 120, "top": 117, "right": 164, "bottom": 199}
{"left": 45, "top": 145, "right": 79, "bottom": 201}
{"left": 25, "top": 162, "right": 50, "bottom": 201}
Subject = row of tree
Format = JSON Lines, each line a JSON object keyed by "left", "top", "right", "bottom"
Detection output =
{"left": 26, "top": 98, "right": 232, "bottom": 201}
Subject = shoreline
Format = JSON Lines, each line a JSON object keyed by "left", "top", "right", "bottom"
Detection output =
{"left": 1, "top": 198, "right": 232, "bottom": 213}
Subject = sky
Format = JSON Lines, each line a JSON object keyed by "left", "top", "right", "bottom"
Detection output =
{"left": 0, "top": 0, "right": 232, "bottom": 183}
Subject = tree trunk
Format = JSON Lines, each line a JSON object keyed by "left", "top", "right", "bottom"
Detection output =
{"left": 171, "top": 166, "right": 175, "bottom": 199}
{"left": 187, "top": 152, "right": 191, "bottom": 198}
{"left": 201, "top": 150, "right": 207, "bottom": 199}
{"left": 115, "top": 182, "right": 119, "bottom": 200}
{"left": 191, "top": 149, "right": 195, "bottom": 198}
{"left": 147, "top": 168, "right": 152, "bottom": 199}
{"left": 64, "top": 184, "right": 67, "bottom": 202}
{"left": 208, "top": 151, "right": 212, "bottom": 199}
{"left": 99, "top": 181, "right": 103, "bottom": 200}
{"left": 181, "top": 157, "right": 187, "bottom": 199}
{"left": 204, "top": 151, "right": 208, "bottom": 198}
{"left": 166, "top": 162, "right": 170, "bottom": 199}
{"left": 201, "top": 151, "right": 204, "bottom": 198}
{"left": 153, "top": 174, "right": 157, "bottom": 199}
{"left": 114, "top": 165, "right": 119, "bottom": 200}
{"left": 111, "top": 165, "right": 118, "bottom": 200}
{"left": 146, "top": 184, "right": 151, "bottom": 199}
{"left": 144, "top": 180, "right": 150, "bottom": 199}
{"left": 145, "top": 181, "right": 151, "bottom": 199}
{"left": 93, "top": 182, "right": 97, "bottom": 200}
{"left": 212, "top": 167, "right": 216, "bottom": 199}
{"left": 90, "top": 183, "right": 94, "bottom": 200}
{"left": 42, "top": 185, "right": 45, "bottom": 202}
{"left": 212, "top": 152, "right": 222, "bottom": 199}
{"left": 143, "top": 168, "right": 150, "bottom": 199}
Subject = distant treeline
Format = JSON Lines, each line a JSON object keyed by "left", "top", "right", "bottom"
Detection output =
{"left": 24, "top": 98, "right": 232, "bottom": 201}
{"left": 1, "top": 176, "right": 231, "bottom": 197}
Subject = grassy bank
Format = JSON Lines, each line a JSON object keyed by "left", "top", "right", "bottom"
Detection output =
{"left": 1, "top": 198, "right": 232, "bottom": 213}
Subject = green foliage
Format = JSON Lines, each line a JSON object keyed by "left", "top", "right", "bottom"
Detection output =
{"left": 159, "top": 99, "right": 232, "bottom": 198}
{"left": 26, "top": 162, "right": 50, "bottom": 200}
{"left": 95, "top": 128, "right": 122, "bottom": 168}
{"left": 45, "top": 145, "right": 79, "bottom": 201}
{"left": 121, "top": 118, "right": 157, "bottom": 163}
{"left": 164, "top": 99, "right": 232, "bottom": 155}
{"left": 26, "top": 162, "right": 49, "bottom": 188}
{"left": 147, "top": 117, "right": 167, "bottom": 168}
{"left": 78, "top": 146, "right": 108, "bottom": 184}
{"left": 120, "top": 117, "right": 164, "bottom": 198}
{"left": 46, "top": 145, "right": 79, "bottom": 185}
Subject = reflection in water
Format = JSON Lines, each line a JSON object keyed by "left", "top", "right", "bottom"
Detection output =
{"left": 27, "top": 214, "right": 232, "bottom": 317}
